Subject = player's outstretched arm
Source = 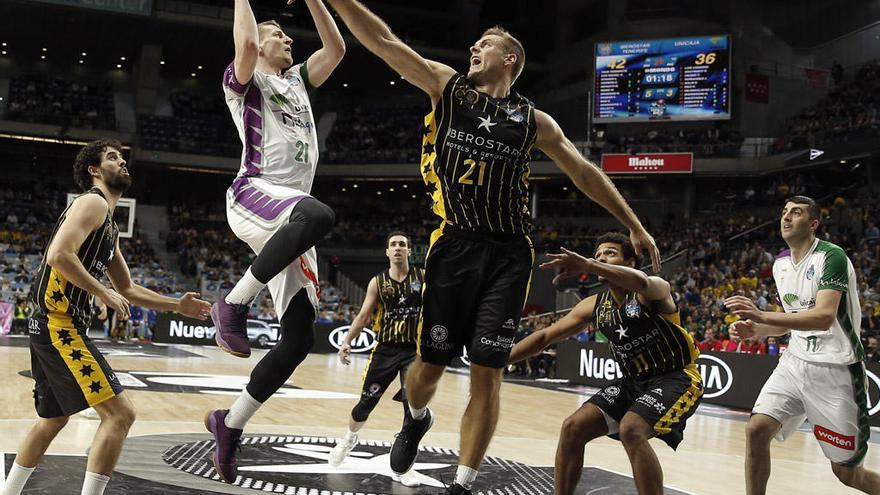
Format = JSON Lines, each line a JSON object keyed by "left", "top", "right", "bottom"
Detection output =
{"left": 231, "top": 0, "right": 260, "bottom": 88}
{"left": 339, "top": 277, "right": 380, "bottom": 364}
{"left": 541, "top": 247, "right": 670, "bottom": 301}
{"left": 301, "top": 0, "right": 345, "bottom": 87}
{"left": 725, "top": 289, "right": 841, "bottom": 332}
{"left": 508, "top": 295, "right": 597, "bottom": 364}
{"left": 106, "top": 247, "right": 211, "bottom": 320}
{"left": 326, "top": 0, "right": 454, "bottom": 101}
{"left": 534, "top": 110, "right": 661, "bottom": 272}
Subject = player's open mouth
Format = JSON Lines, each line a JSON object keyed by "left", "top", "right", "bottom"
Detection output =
{"left": 471, "top": 56, "right": 481, "bottom": 66}
{"left": 121, "top": 168, "right": 129, "bottom": 176}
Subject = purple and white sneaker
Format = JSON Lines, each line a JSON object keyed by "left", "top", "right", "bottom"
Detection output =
{"left": 211, "top": 298, "right": 251, "bottom": 358}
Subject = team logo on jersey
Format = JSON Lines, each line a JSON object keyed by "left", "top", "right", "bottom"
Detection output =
{"left": 782, "top": 293, "right": 800, "bottom": 305}
{"left": 477, "top": 114, "right": 498, "bottom": 133}
{"left": 410, "top": 280, "right": 422, "bottom": 292}
{"left": 625, "top": 299, "right": 641, "bottom": 318}
{"left": 381, "top": 280, "right": 394, "bottom": 297}
{"left": 806, "top": 265, "right": 815, "bottom": 280}
{"left": 597, "top": 299, "right": 614, "bottom": 325}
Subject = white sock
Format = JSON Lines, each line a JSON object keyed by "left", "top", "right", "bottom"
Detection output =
{"left": 2, "top": 462, "right": 35, "bottom": 495}
{"left": 344, "top": 429, "right": 358, "bottom": 441}
{"left": 408, "top": 404, "right": 427, "bottom": 420}
{"left": 81, "top": 472, "right": 110, "bottom": 495}
{"left": 225, "top": 268, "right": 265, "bottom": 305}
{"left": 225, "top": 389, "right": 262, "bottom": 429}
{"left": 454, "top": 465, "right": 478, "bottom": 489}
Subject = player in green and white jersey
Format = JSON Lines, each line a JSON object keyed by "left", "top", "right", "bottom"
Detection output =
{"left": 725, "top": 195, "right": 880, "bottom": 494}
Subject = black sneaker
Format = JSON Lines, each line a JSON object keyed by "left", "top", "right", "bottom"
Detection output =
{"left": 390, "top": 408, "right": 434, "bottom": 474}
{"left": 446, "top": 483, "right": 472, "bottom": 494}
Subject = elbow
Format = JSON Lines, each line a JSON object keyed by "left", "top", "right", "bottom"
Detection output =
{"left": 819, "top": 312, "right": 836, "bottom": 330}
{"left": 46, "top": 250, "right": 66, "bottom": 269}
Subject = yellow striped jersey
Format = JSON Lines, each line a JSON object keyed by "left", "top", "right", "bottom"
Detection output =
{"left": 30, "top": 188, "right": 119, "bottom": 330}
{"left": 371, "top": 268, "right": 424, "bottom": 344}
{"left": 421, "top": 73, "right": 537, "bottom": 235}
{"left": 592, "top": 289, "right": 700, "bottom": 380}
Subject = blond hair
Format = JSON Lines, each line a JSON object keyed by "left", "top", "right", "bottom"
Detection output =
{"left": 482, "top": 26, "right": 525, "bottom": 83}
{"left": 258, "top": 20, "right": 282, "bottom": 41}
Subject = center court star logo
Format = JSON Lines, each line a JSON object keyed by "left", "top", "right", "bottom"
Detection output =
{"left": 615, "top": 324, "right": 629, "bottom": 339}
{"left": 238, "top": 442, "right": 449, "bottom": 488}
{"left": 477, "top": 115, "right": 497, "bottom": 133}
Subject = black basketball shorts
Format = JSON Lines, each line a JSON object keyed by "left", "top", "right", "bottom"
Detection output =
{"left": 28, "top": 316, "right": 123, "bottom": 418}
{"left": 418, "top": 228, "right": 534, "bottom": 368}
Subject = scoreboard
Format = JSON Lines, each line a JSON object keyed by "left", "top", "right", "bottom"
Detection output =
{"left": 594, "top": 35, "right": 730, "bottom": 122}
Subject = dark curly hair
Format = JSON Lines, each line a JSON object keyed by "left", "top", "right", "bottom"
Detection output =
{"left": 73, "top": 139, "right": 123, "bottom": 192}
{"left": 595, "top": 231, "right": 641, "bottom": 267}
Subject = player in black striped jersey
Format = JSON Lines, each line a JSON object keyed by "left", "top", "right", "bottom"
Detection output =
{"left": 3, "top": 140, "right": 210, "bottom": 495}
{"left": 328, "top": 232, "right": 424, "bottom": 486}
{"left": 326, "top": 3, "right": 660, "bottom": 493}
{"left": 511, "top": 232, "right": 702, "bottom": 495}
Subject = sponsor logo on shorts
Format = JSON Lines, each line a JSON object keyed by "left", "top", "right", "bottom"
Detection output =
{"left": 599, "top": 385, "right": 621, "bottom": 403}
{"left": 651, "top": 388, "right": 663, "bottom": 395}
{"left": 502, "top": 319, "right": 517, "bottom": 330}
{"left": 364, "top": 383, "right": 382, "bottom": 397}
{"left": 28, "top": 319, "right": 40, "bottom": 335}
{"left": 636, "top": 393, "right": 667, "bottom": 415}
{"left": 814, "top": 425, "right": 855, "bottom": 451}
{"left": 479, "top": 335, "right": 516, "bottom": 350}
{"left": 426, "top": 325, "right": 454, "bottom": 350}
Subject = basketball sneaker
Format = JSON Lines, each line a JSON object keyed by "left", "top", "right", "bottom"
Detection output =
{"left": 389, "top": 408, "right": 433, "bottom": 474}
{"left": 446, "top": 483, "right": 472, "bottom": 494}
{"left": 205, "top": 409, "right": 243, "bottom": 483}
{"left": 211, "top": 298, "right": 251, "bottom": 357}
{"left": 328, "top": 433, "right": 358, "bottom": 467}
{"left": 392, "top": 469, "right": 422, "bottom": 487}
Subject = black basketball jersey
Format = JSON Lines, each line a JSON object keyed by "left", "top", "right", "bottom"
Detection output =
{"left": 31, "top": 188, "right": 119, "bottom": 330}
{"left": 371, "top": 267, "right": 425, "bottom": 345}
{"left": 421, "top": 73, "right": 538, "bottom": 235}
{"left": 592, "top": 289, "right": 699, "bottom": 380}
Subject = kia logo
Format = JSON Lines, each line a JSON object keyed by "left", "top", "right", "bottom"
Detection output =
{"left": 328, "top": 326, "right": 377, "bottom": 353}
{"left": 696, "top": 354, "right": 733, "bottom": 399}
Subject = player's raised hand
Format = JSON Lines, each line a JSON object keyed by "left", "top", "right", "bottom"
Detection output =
{"left": 630, "top": 228, "right": 661, "bottom": 273}
{"left": 729, "top": 319, "right": 757, "bottom": 341}
{"left": 178, "top": 292, "right": 212, "bottom": 320}
{"left": 724, "top": 295, "right": 762, "bottom": 321}
{"left": 540, "top": 247, "right": 592, "bottom": 285}
{"left": 99, "top": 289, "right": 130, "bottom": 320}
{"left": 338, "top": 343, "right": 352, "bottom": 365}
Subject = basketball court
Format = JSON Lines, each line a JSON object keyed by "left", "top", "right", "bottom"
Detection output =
{"left": 0, "top": 335, "right": 875, "bottom": 494}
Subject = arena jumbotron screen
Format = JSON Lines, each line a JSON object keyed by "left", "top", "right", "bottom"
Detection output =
{"left": 594, "top": 35, "right": 731, "bottom": 122}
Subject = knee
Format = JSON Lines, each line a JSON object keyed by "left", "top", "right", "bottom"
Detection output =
{"left": 351, "top": 398, "right": 378, "bottom": 423}
{"left": 308, "top": 200, "right": 336, "bottom": 233}
{"left": 832, "top": 464, "right": 859, "bottom": 487}
{"left": 102, "top": 403, "right": 136, "bottom": 429}
{"left": 745, "top": 417, "right": 777, "bottom": 447}
{"left": 618, "top": 420, "right": 652, "bottom": 449}
{"left": 560, "top": 415, "right": 595, "bottom": 446}
{"left": 40, "top": 415, "right": 69, "bottom": 433}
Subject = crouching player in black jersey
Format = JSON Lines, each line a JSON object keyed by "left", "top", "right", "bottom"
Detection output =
{"left": 510, "top": 232, "right": 703, "bottom": 495}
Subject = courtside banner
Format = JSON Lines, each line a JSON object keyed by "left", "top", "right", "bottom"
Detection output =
{"left": 556, "top": 341, "right": 880, "bottom": 426}
{"left": 600, "top": 153, "right": 693, "bottom": 174}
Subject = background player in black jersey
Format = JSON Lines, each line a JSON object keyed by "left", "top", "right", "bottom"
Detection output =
{"left": 326, "top": 2, "right": 661, "bottom": 493}
{"left": 1, "top": 140, "right": 210, "bottom": 495}
{"left": 509, "top": 232, "right": 702, "bottom": 495}
{"left": 327, "top": 232, "right": 425, "bottom": 486}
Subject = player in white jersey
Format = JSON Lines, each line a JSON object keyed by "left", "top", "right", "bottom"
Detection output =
{"left": 205, "top": 0, "right": 344, "bottom": 484}
{"left": 725, "top": 195, "right": 880, "bottom": 494}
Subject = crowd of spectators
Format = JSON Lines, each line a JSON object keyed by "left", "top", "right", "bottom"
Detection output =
{"left": 776, "top": 60, "right": 880, "bottom": 153}
{"left": 5, "top": 74, "right": 116, "bottom": 130}
{"left": 324, "top": 106, "right": 422, "bottom": 164}
{"left": 139, "top": 88, "right": 240, "bottom": 157}
{"left": 595, "top": 125, "right": 744, "bottom": 158}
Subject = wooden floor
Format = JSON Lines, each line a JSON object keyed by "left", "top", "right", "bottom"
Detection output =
{"left": 0, "top": 339, "right": 877, "bottom": 494}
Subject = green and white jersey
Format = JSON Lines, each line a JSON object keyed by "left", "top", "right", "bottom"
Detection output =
{"left": 772, "top": 238, "right": 864, "bottom": 365}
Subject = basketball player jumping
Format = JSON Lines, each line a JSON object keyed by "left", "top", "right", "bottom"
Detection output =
{"left": 205, "top": 0, "right": 345, "bottom": 484}
{"left": 725, "top": 196, "right": 880, "bottom": 494}
{"left": 1, "top": 139, "right": 211, "bottom": 495}
{"left": 510, "top": 233, "right": 702, "bottom": 495}
{"left": 325, "top": 2, "right": 661, "bottom": 492}
{"left": 329, "top": 231, "right": 425, "bottom": 487}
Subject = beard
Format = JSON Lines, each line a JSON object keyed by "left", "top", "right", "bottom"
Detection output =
{"left": 105, "top": 172, "right": 132, "bottom": 194}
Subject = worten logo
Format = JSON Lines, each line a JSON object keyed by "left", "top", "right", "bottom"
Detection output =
{"left": 328, "top": 325, "right": 377, "bottom": 353}
{"left": 814, "top": 425, "right": 855, "bottom": 450}
{"left": 578, "top": 350, "right": 732, "bottom": 399}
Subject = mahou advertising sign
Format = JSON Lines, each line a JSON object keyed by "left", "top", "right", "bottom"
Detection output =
{"left": 601, "top": 153, "right": 694, "bottom": 174}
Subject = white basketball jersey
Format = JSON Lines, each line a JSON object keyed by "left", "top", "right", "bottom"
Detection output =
{"left": 772, "top": 238, "right": 864, "bottom": 365}
{"left": 222, "top": 62, "right": 318, "bottom": 192}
